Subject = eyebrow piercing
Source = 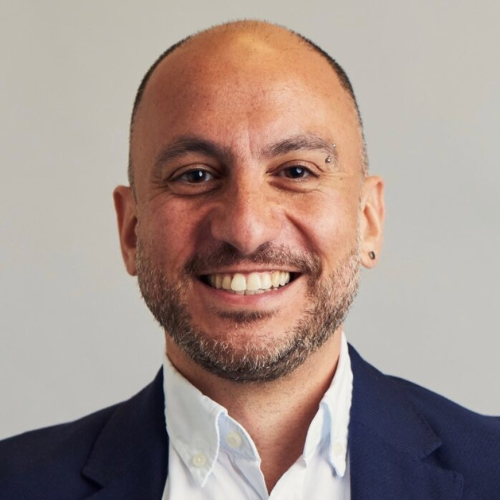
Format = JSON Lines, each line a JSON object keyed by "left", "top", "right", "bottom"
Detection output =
{"left": 325, "top": 144, "right": 336, "bottom": 163}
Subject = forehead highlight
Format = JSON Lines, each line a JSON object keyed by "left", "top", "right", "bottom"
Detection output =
{"left": 133, "top": 24, "right": 353, "bottom": 127}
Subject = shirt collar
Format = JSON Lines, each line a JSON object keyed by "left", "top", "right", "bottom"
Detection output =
{"left": 163, "top": 332, "right": 353, "bottom": 485}
{"left": 163, "top": 357, "right": 224, "bottom": 486}
{"left": 305, "top": 331, "right": 353, "bottom": 477}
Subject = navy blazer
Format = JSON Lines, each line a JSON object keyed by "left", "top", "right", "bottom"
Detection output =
{"left": 1, "top": 346, "right": 499, "bottom": 499}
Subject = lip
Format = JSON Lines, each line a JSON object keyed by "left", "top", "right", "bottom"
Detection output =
{"left": 196, "top": 266, "right": 301, "bottom": 275}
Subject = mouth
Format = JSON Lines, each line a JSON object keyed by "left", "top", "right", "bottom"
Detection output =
{"left": 200, "top": 271, "right": 298, "bottom": 295}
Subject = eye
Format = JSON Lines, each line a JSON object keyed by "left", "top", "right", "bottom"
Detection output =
{"left": 164, "top": 166, "right": 221, "bottom": 196}
{"left": 280, "top": 165, "right": 314, "bottom": 179}
{"left": 178, "top": 169, "right": 215, "bottom": 183}
{"left": 269, "top": 161, "right": 322, "bottom": 193}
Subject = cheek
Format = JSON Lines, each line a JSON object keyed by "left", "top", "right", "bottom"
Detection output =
{"left": 138, "top": 203, "right": 203, "bottom": 267}
{"left": 285, "top": 189, "right": 360, "bottom": 256}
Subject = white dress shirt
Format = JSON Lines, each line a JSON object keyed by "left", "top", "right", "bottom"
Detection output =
{"left": 162, "top": 333, "right": 353, "bottom": 499}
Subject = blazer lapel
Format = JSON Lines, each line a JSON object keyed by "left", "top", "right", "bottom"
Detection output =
{"left": 78, "top": 349, "right": 468, "bottom": 500}
{"left": 348, "top": 346, "right": 464, "bottom": 500}
{"left": 81, "top": 369, "right": 168, "bottom": 500}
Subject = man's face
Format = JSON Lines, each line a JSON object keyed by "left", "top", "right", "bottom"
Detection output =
{"left": 116, "top": 32, "right": 383, "bottom": 381}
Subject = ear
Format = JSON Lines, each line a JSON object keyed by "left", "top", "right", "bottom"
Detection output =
{"left": 113, "top": 186, "right": 138, "bottom": 276}
{"left": 359, "top": 176, "right": 385, "bottom": 268}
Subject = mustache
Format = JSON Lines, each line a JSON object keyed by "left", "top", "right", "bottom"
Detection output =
{"left": 184, "top": 242, "right": 322, "bottom": 277}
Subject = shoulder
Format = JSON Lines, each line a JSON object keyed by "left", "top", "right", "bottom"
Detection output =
{"left": 0, "top": 370, "right": 166, "bottom": 499}
{"left": 349, "top": 344, "right": 500, "bottom": 442}
{"left": 391, "top": 375, "right": 500, "bottom": 459}
{"left": 348, "top": 345, "right": 500, "bottom": 495}
{"left": 387, "top": 373, "right": 500, "bottom": 495}
{"left": 0, "top": 403, "right": 119, "bottom": 479}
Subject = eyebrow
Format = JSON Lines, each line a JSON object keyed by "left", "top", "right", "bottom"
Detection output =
{"left": 153, "top": 132, "right": 337, "bottom": 171}
{"left": 154, "top": 137, "right": 234, "bottom": 169}
{"left": 261, "top": 133, "right": 337, "bottom": 160}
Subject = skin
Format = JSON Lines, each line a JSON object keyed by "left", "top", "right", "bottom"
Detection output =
{"left": 114, "top": 22, "right": 384, "bottom": 491}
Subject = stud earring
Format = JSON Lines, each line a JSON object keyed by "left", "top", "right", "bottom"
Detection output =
{"left": 368, "top": 251, "right": 376, "bottom": 260}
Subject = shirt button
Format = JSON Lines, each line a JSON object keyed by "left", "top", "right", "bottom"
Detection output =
{"left": 192, "top": 452, "right": 207, "bottom": 467}
{"left": 333, "top": 441, "right": 345, "bottom": 457}
{"left": 225, "top": 431, "right": 243, "bottom": 448}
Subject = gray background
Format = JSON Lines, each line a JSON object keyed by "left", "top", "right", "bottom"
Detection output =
{"left": 1, "top": 0, "right": 499, "bottom": 440}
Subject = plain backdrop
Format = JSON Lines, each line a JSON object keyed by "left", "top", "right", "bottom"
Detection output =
{"left": 1, "top": 0, "right": 499, "bottom": 440}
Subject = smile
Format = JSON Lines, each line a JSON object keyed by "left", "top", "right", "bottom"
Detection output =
{"left": 202, "top": 271, "right": 293, "bottom": 295}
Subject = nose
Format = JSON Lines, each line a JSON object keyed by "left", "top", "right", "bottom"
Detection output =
{"left": 209, "top": 180, "right": 282, "bottom": 256}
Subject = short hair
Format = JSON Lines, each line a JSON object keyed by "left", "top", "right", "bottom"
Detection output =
{"left": 128, "top": 22, "right": 368, "bottom": 187}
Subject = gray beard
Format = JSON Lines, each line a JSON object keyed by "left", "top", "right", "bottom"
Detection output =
{"left": 136, "top": 241, "right": 360, "bottom": 383}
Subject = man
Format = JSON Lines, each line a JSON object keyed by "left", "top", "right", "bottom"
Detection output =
{"left": 0, "top": 20, "right": 498, "bottom": 499}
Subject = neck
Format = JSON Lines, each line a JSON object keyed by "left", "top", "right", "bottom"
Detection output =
{"left": 166, "top": 330, "right": 342, "bottom": 491}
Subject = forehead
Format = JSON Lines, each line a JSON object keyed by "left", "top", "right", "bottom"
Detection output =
{"left": 131, "top": 31, "right": 361, "bottom": 180}
{"left": 142, "top": 33, "right": 351, "bottom": 113}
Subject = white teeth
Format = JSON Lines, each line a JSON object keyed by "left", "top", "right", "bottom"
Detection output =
{"left": 260, "top": 273, "right": 272, "bottom": 290}
{"left": 207, "top": 271, "right": 292, "bottom": 294}
{"left": 246, "top": 273, "right": 261, "bottom": 291}
{"left": 230, "top": 273, "right": 246, "bottom": 292}
{"left": 271, "top": 271, "right": 281, "bottom": 288}
{"left": 215, "top": 274, "right": 223, "bottom": 289}
{"left": 279, "top": 272, "right": 289, "bottom": 286}
{"left": 222, "top": 275, "right": 232, "bottom": 290}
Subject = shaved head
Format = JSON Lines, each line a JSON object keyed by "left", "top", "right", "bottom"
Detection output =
{"left": 128, "top": 20, "right": 368, "bottom": 187}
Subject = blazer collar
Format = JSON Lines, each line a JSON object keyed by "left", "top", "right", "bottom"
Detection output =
{"left": 348, "top": 345, "right": 464, "bottom": 500}
{"left": 80, "top": 348, "right": 467, "bottom": 500}
{"left": 81, "top": 369, "right": 168, "bottom": 499}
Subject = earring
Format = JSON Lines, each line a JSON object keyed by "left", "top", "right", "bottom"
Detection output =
{"left": 368, "top": 251, "right": 376, "bottom": 260}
